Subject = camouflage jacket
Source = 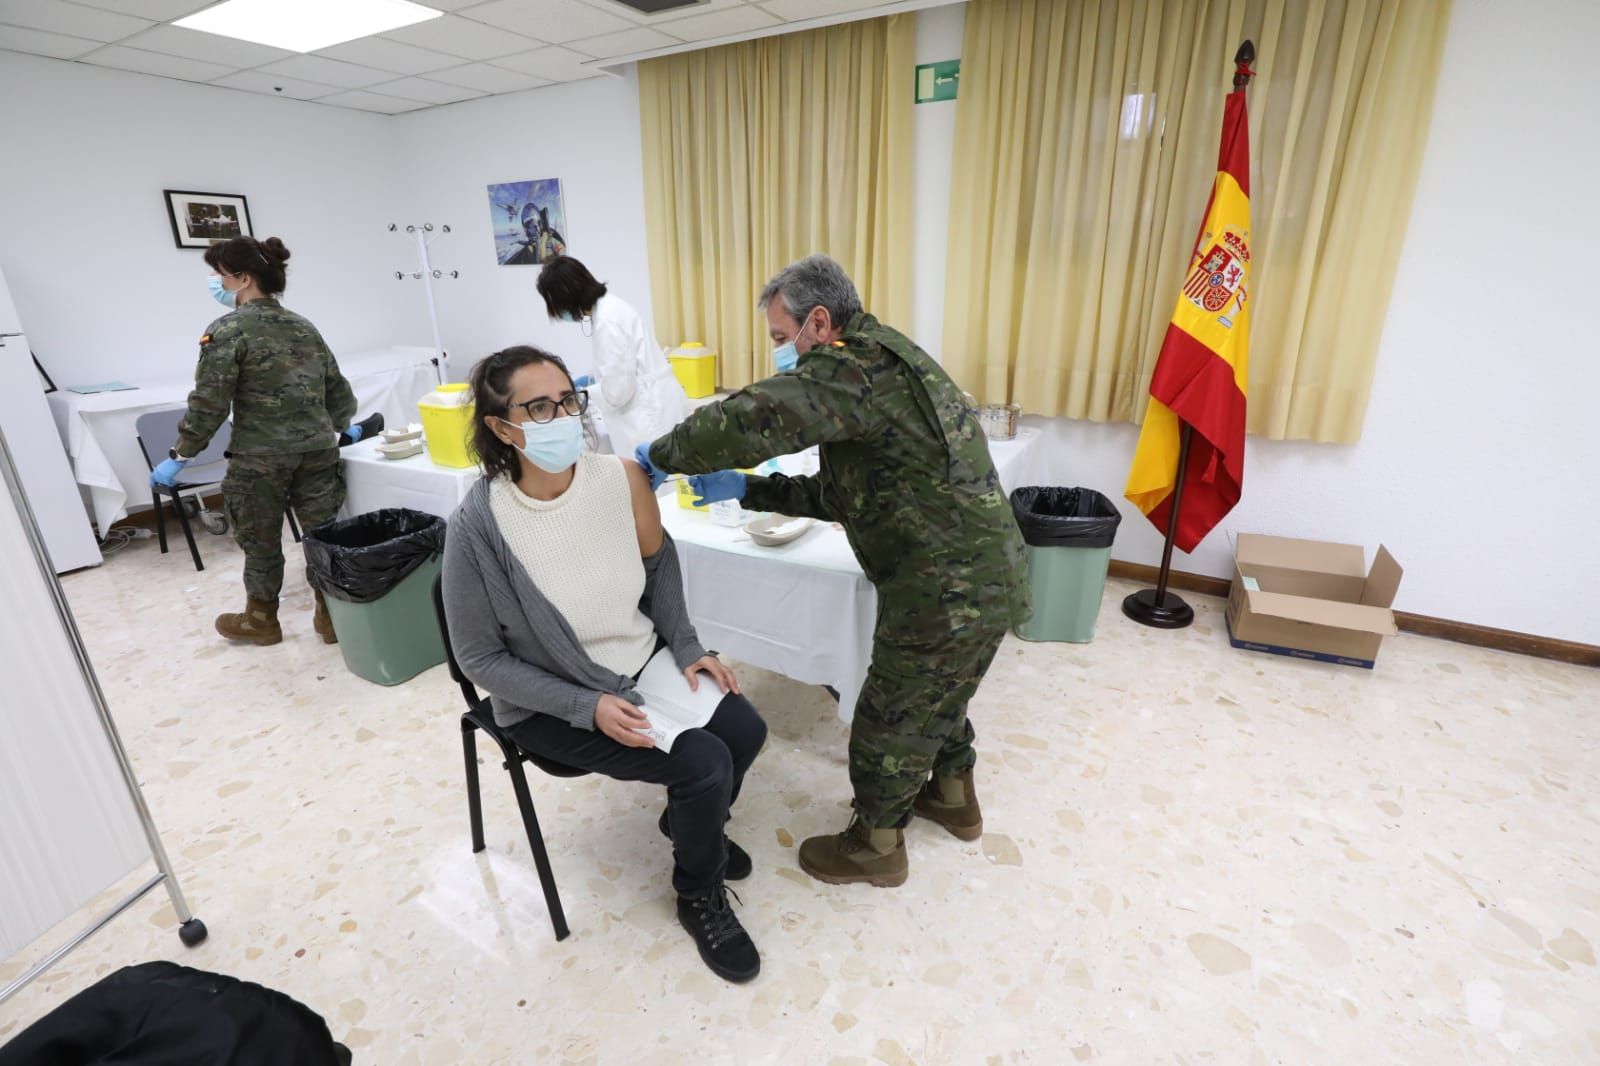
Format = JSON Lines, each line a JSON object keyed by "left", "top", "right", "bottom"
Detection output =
{"left": 175, "top": 297, "right": 357, "bottom": 458}
{"left": 649, "top": 312, "right": 1030, "bottom": 626}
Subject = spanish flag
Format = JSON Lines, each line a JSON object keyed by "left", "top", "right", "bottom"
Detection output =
{"left": 1124, "top": 85, "right": 1251, "bottom": 553}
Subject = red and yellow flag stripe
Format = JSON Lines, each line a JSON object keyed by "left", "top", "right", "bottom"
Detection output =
{"left": 1125, "top": 89, "right": 1250, "bottom": 553}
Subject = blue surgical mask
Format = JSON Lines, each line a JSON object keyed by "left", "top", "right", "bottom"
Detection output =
{"left": 208, "top": 275, "right": 236, "bottom": 309}
{"left": 556, "top": 311, "right": 577, "bottom": 323}
{"left": 774, "top": 341, "right": 798, "bottom": 373}
{"left": 515, "top": 416, "right": 585, "bottom": 473}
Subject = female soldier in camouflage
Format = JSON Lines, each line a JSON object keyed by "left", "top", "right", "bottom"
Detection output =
{"left": 150, "top": 236, "right": 359, "bottom": 646}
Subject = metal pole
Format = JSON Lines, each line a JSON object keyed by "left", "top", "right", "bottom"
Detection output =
{"left": 0, "top": 424, "right": 205, "bottom": 1005}
{"left": 1153, "top": 423, "right": 1192, "bottom": 607}
{"left": 0, "top": 875, "right": 164, "bottom": 1004}
{"left": 414, "top": 228, "right": 446, "bottom": 385}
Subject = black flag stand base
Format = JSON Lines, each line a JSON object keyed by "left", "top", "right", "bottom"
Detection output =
{"left": 1122, "top": 587, "right": 1195, "bottom": 629}
{"left": 1123, "top": 423, "right": 1198, "bottom": 630}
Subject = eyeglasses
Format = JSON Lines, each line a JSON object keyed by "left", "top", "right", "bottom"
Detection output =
{"left": 509, "top": 389, "right": 588, "bottom": 425}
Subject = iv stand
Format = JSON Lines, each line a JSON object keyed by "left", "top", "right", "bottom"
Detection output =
{"left": 389, "top": 222, "right": 459, "bottom": 385}
{"left": 0, "top": 423, "right": 206, "bottom": 1007}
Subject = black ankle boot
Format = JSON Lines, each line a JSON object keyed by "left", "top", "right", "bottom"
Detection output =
{"left": 677, "top": 885, "right": 759, "bottom": 983}
{"left": 659, "top": 808, "right": 751, "bottom": 880}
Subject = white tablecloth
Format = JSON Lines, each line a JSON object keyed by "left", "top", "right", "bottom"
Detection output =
{"left": 662, "top": 428, "right": 1044, "bottom": 722}
{"left": 338, "top": 437, "right": 481, "bottom": 520}
{"left": 48, "top": 347, "right": 439, "bottom": 532}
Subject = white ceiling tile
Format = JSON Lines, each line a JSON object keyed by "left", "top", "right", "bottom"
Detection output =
{"left": 566, "top": 25, "right": 680, "bottom": 60}
{"left": 493, "top": 45, "right": 600, "bottom": 82}
{"left": 464, "top": 0, "right": 635, "bottom": 45}
{"left": 79, "top": 45, "right": 236, "bottom": 83}
{"left": 427, "top": 62, "right": 550, "bottom": 94}
{"left": 600, "top": 0, "right": 744, "bottom": 17}
{"left": 758, "top": 0, "right": 894, "bottom": 20}
{"left": 0, "top": 0, "right": 153, "bottom": 42}
{"left": 381, "top": 14, "right": 538, "bottom": 60}
{"left": 211, "top": 70, "right": 340, "bottom": 101}
{"left": 258, "top": 54, "right": 396, "bottom": 89}
{"left": 70, "top": 0, "right": 215, "bottom": 19}
{"left": 316, "top": 89, "right": 427, "bottom": 114}
{"left": 372, "top": 76, "right": 486, "bottom": 105}
{"left": 120, "top": 25, "right": 293, "bottom": 68}
{"left": 0, "top": 24, "right": 101, "bottom": 59}
{"left": 656, "top": 4, "right": 779, "bottom": 42}
{"left": 315, "top": 36, "right": 462, "bottom": 75}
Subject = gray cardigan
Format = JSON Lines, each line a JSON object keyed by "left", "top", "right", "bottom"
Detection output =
{"left": 441, "top": 476, "right": 708, "bottom": 730}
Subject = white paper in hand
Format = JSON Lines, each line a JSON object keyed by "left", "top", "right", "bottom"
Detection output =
{"left": 634, "top": 648, "right": 725, "bottom": 752}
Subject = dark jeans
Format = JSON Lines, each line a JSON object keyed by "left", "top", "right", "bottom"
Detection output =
{"left": 508, "top": 694, "right": 767, "bottom": 898}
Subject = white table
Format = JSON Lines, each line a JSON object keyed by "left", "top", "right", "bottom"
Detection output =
{"left": 48, "top": 347, "right": 439, "bottom": 533}
{"left": 662, "top": 428, "right": 1044, "bottom": 722}
{"left": 338, "top": 438, "right": 481, "bottom": 520}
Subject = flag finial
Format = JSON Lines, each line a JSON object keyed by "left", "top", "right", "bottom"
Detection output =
{"left": 1234, "top": 40, "right": 1256, "bottom": 90}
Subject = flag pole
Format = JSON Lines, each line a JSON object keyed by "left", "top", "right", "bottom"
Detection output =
{"left": 1122, "top": 40, "right": 1255, "bottom": 630}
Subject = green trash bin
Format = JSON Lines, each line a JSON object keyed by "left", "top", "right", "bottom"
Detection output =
{"left": 305, "top": 508, "right": 448, "bottom": 686}
{"left": 1010, "top": 487, "right": 1122, "bottom": 643}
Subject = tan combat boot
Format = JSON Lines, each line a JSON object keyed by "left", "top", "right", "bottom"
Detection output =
{"left": 797, "top": 818, "right": 908, "bottom": 887}
{"left": 312, "top": 590, "right": 337, "bottom": 645}
{"left": 215, "top": 598, "right": 282, "bottom": 646}
{"left": 913, "top": 768, "right": 983, "bottom": 841}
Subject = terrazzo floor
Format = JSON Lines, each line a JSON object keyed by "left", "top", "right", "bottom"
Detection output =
{"left": 1, "top": 527, "right": 1597, "bottom": 1064}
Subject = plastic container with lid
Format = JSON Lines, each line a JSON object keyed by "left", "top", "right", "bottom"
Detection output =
{"left": 667, "top": 342, "right": 718, "bottom": 398}
{"left": 416, "top": 383, "right": 476, "bottom": 468}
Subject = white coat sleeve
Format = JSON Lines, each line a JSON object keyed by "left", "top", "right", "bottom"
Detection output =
{"left": 593, "top": 313, "right": 639, "bottom": 410}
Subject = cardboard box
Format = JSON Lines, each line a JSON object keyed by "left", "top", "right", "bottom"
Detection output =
{"left": 1225, "top": 533, "right": 1404, "bottom": 669}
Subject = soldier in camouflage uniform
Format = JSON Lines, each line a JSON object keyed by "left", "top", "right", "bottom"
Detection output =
{"left": 152, "top": 236, "right": 357, "bottom": 647}
{"left": 639, "top": 255, "right": 1031, "bottom": 887}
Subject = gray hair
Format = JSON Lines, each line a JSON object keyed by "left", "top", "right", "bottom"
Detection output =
{"left": 758, "top": 254, "right": 863, "bottom": 328}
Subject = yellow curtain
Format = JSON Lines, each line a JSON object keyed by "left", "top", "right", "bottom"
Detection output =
{"left": 943, "top": 0, "right": 1453, "bottom": 442}
{"left": 638, "top": 16, "right": 913, "bottom": 390}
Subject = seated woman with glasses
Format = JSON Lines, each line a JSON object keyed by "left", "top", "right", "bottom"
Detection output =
{"left": 440, "top": 345, "right": 767, "bottom": 984}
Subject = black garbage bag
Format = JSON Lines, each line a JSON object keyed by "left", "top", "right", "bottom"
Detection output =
{"left": 1010, "top": 487, "right": 1122, "bottom": 549}
{"left": 304, "top": 507, "right": 446, "bottom": 604}
{"left": 0, "top": 961, "right": 351, "bottom": 1066}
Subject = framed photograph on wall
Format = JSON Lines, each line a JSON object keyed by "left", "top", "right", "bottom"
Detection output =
{"left": 487, "top": 179, "right": 567, "bottom": 266}
{"left": 163, "top": 190, "right": 252, "bottom": 249}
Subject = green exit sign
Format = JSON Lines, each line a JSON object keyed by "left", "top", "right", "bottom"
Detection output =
{"left": 915, "top": 60, "right": 959, "bottom": 104}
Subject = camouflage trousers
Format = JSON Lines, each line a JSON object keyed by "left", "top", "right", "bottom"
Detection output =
{"left": 848, "top": 605, "right": 1008, "bottom": 829}
{"left": 222, "top": 449, "right": 344, "bottom": 603}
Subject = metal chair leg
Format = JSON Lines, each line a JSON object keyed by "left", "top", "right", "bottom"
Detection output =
{"left": 462, "top": 719, "right": 485, "bottom": 854}
{"left": 287, "top": 509, "right": 302, "bottom": 544}
{"left": 152, "top": 487, "right": 169, "bottom": 555}
{"left": 173, "top": 489, "right": 203, "bottom": 571}
{"left": 504, "top": 756, "right": 570, "bottom": 941}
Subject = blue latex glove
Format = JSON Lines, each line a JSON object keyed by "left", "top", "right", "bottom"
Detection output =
{"left": 690, "top": 470, "right": 747, "bottom": 507}
{"left": 573, "top": 374, "right": 595, "bottom": 390}
{"left": 150, "top": 457, "right": 188, "bottom": 488}
{"left": 633, "top": 443, "right": 667, "bottom": 491}
{"left": 344, "top": 422, "right": 365, "bottom": 443}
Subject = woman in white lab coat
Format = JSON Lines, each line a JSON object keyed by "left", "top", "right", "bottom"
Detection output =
{"left": 536, "top": 256, "right": 690, "bottom": 459}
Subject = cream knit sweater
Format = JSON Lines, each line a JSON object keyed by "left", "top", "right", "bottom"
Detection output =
{"left": 488, "top": 453, "right": 657, "bottom": 677}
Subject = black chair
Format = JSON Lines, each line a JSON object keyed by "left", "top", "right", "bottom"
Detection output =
{"left": 430, "top": 574, "right": 589, "bottom": 941}
{"left": 135, "top": 409, "right": 301, "bottom": 571}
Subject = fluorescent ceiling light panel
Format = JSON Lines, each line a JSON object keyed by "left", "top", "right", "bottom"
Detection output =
{"left": 176, "top": 0, "right": 442, "bottom": 54}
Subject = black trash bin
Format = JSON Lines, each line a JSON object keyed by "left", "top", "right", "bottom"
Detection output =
{"left": 1010, "top": 487, "right": 1122, "bottom": 642}
{"left": 304, "top": 508, "right": 447, "bottom": 685}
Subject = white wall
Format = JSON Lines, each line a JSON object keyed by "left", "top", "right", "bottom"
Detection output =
{"left": 898, "top": 1, "right": 1600, "bottom": 645}
{"left": 0, "top": 52, "right": 419, "bottom": 387}
{"left": 3, "top": 0, "right": 1593, "bottom": 642}
{"left": 391, "top": 70, "right": 655, "bottom": 383}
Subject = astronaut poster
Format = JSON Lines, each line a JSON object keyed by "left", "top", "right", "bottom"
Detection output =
{"left": 487, "top": 179, "right": 568, "bottom": 266}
